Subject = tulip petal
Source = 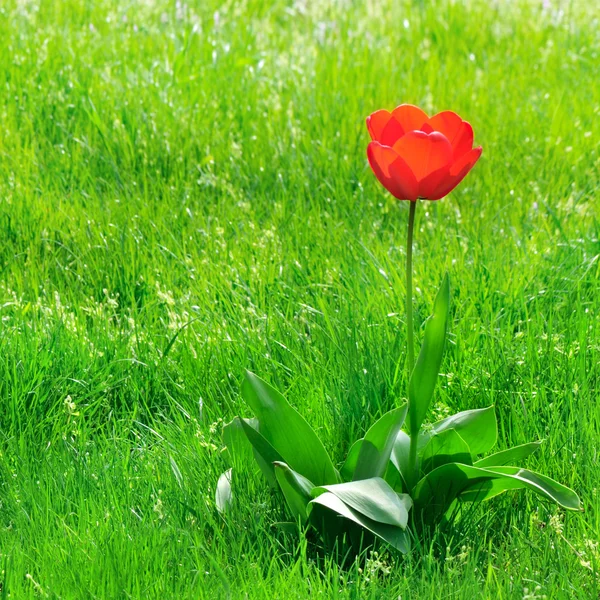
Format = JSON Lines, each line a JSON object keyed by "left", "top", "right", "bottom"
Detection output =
{"left": 367, "top": 142, "right": 419, "bottom": 201}
{"left": 418, "top": 164, "right": 450, "bottom": 199}
{"left": 392, "top": 131, "right": 453, "bottom": 183}
{"left": 391, "top": 104, "right": 429, "bottom": 133}
{"left": 388, "top": 156, "right": 419, "bottom": 201}
{"left": 380, "top": 117, "right": 406, "bottom": 147}
{"left": 429, "top": 146, "right": 482, "bottom": 200}
{"left": 422, "top": 111, "right": 474, "bottom": 159}
{"left": 366, "top": 110, "right": 393, "bottom": 141}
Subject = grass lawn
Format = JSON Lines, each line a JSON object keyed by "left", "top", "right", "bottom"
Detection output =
{"left": 0, "top": 0, "right": 598, "bottom": 597}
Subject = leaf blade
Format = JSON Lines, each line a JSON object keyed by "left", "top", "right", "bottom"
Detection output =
{"left": 420, "top": 406, "right": 497, "bottom": 456}
{"left": 340, "top": 404, "right": 408, "bottom": 482}
{"left": 308, "top": 492, "right": 411, "bottom": 553}
{"left": 420, "top": 428, "right": 472, "bottom": 474}
{"left": 413, "top": 462, "right": 580, "bottom": 523}
{"left": 239, "top": 417, "right": 284, "bottom": 486}
{"left": 242, "top": 371, "right": 338, "bottom": 485}
{"left": 475, "top": 441, "right": 543, "bottom": 468}
{"left": 408, "top": 275, "right": 450, "bottom": 436}
{"left": 215, "top": 469, "right": 233, "bottom": 514}
{"left": 313, "top": 477, "right": 412, "bottom": 529}
{"left": 273, "top": 462, "right": 314, "bottom": 522}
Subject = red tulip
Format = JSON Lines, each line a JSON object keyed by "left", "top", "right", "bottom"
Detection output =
{"left": 366, "top": 104, "right": 482, "bottom": 201}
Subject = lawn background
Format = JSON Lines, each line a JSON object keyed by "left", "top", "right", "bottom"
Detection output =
{"left": 0, "top": 0, "right": 598, "bottom": 597}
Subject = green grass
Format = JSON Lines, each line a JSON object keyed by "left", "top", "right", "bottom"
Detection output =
{"left": 0, "top": 0, "right": 599, "bottom": 597}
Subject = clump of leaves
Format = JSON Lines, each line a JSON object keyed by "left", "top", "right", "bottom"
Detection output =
{"left": 216, "top": 277, "right": 580, "bottom": 554}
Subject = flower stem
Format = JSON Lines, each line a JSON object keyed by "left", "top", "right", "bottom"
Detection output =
{"left": 406, "top": 199, "right": 417, "bottom": 491}
{"left": 406, "top": 200, "right": 417, "bottom": 376}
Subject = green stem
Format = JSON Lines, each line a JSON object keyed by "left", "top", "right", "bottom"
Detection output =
{"left": 406, "top": 199, "right": 418, "bottom": 491}
{"left": 406, "top": 200, "right": 417, "bottom": 376}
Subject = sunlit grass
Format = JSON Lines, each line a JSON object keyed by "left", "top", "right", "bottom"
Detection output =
{"left": 0, "top": 0, "right": 598, "bottom": 597}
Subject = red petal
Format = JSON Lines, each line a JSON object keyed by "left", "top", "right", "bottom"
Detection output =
{"left": 418, "top": 164, "right": 450, "bottom": 199}
{"left": 367, "top": 142, "right": 418, "bottom": 201}
{"left": 388, "top": 156, "right": 419, "bottom": 201}
{"left": 391, "top": 104, "right": 428, "bottom": 134}
{"left": 429, "top": 146, "right": 482, "bottom": 199}
{"left": 366, "top": 110, "right": 393, "bottom": 141}
{"left": 423, "top": 111, "right": 474, "bottom": 159}
{"left": 379, "top": 117, "right": 406, "bottom": 147}
{"left": 392, "top": 130, "right": 453, "bottom": 182}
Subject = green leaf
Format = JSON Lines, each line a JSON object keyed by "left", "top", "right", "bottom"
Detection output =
{"left": 413, "top": 463, "right": 580, "bottom": 522}
{"left": 476, "top": 466, "right": 580, "bottom": 510}
{"left": 215, "top": 469, "right": 232, "bottom": 513}
{"left": 238, "top": 418, "right": 284, "bottom": 486}
{"left": 308, "top": 492, "right": 411, "bottom": 553}
{"left": 383, "top": 461, "right": 405, "bottom": 493}
{"left": 312, "top": 477, "right": 412, "bottom": 529}
{"left": 223, "top": 416, "right": 258, "bottom": 465}
{"left": 420, "top": 406, "right": 497, "bottom": 456}
{"left": 389, "top": 430, "right": 411, "bottom": 489}
{"left": 475, "top": 441, "right": 543, "bottom": 468}
{"left": 408, "top": 274, "right": 450, "bottom": 437}
{"left": 354, "top": 404, "right": 408, "bottom": 481}
{"left": 273, "top": 462, "right": 314, "bottom": 522}
{"left": 420, "top": 428, "right": 472, "bottom": 475}
{"left": 339, "top": 440, "right": 362, "bottom": 481}
{"left": 340, "top": 404, "right": 408, "bottom": 482}
{"left": 242, "top": 371, "right": 338, "bottom": 486}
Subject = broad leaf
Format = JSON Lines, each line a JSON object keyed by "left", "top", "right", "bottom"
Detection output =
{"left": 215, "top": 469, "right": 232, "bottom": 513}
{"left": 223, "top": 417, "right": 279, "bottom": 486}
{"left": 339, "top": 440, "right": 361, "bottom": 481}
{"left": 384, "top": 461, "right": 405, "bottom": 493}
{"left": 413, "top": 462, "right": 580, "bottom": 522}
{"left": 242, "top": 371, "right": 338, "bottom": 486}
{"left": 239, "top": 418, "right": 284, "bottom": 486}
{"left": 308, "top": 492, "right": 411, "bottom": 553}
{"left": 274, "top": 462, "right": 314, "bottom": 522}
{"left": 340, "top": 404, "right": 408, "bottom": 481}
{"left": 475, "top": 441, "right": 543, "bottom": 468}
{"left": 408, "top": 275, "right": 450, "bottom": 437}
{"left": 420, "top": 406, "right": 497, "bottom": 456}
{"left": 312, "top": 477, "right": 412, "bottom": 529}
{"left": 477, "top": 466, "right": 580, "bottom": 510}
{"left": 223, "top": 416, "right": 258, "bottom": 465}
{"left": 389, "top": 430, "right": 411, "bottom": 489}
{"left": 420, "top": 428, "right": 472, "bottom": 475}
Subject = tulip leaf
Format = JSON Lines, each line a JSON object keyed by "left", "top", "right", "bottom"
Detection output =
{"left": 238, "top": 417, "right": 284, "bottom": 487}
{"left": 312, "top": 477, "right": 412, "bottom": 529}
{"left": 339, "top": 440, "right": 361, "bottom": 481}
{"left": 475, "top": 441, "right": 543, "bottom": 468}
{"left": 223, "top": 416, "right": 258, "bottom": 465}
{"left": 474, "top": 466, "right": 580, "bottom": 510}
{"left": 308, "top": 492, "right": 411, "bottom": 553}
{"left": 242, "top": 371, "right": 338, "bottom": 486}
{"left": 420, "top": 428, "right": 472, "bottom": 475}
{"left": 273, "top": 461, "right": 314, "bottom": 522}
{"left": 408, "top": 274, "right": 450, "bottom": 437}
{"left": 414, "top": 462, "right": 581, "bottom": 522}
{"left": 215, "top": 469, "right": 233, "bottom": 514}
{"left": 420, "top": 406, "right": 497, "bottom": 456}
{"left": 383, "top": 462, "right": 405, "bottom": 495}
{"left": 340, "top": 404, "right": 408, "bottom": 482}
{"left": 389, "top": 430, "right": 411, "bottom": 489}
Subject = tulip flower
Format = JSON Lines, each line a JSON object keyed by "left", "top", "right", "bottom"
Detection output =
{"left": 366, "top": 104, "right": 482, "bottom": 201}
{"left": 366, "top": 105, "right": 482, "bottom": 486}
